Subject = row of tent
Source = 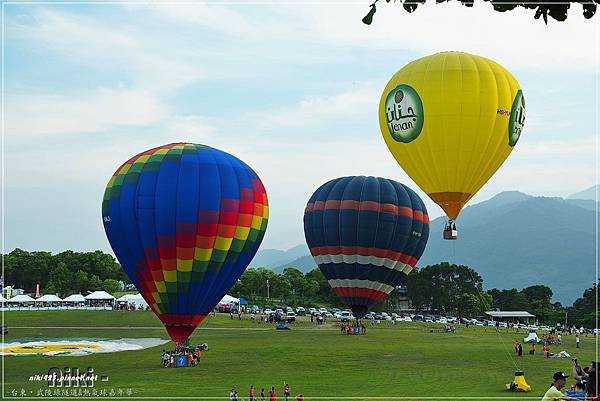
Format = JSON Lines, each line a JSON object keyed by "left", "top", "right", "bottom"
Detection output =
{"left": 1, "top": 292, "right": 240, "bottom": 307}
{"left": 0, "top": 291, "right": 144, "bottom": 304}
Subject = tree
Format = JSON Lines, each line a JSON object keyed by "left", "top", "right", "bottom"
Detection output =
{"left": 407, "top": 262, "right": 484, "bottom": 314}
{"left": 362, "top": 0, "right": 598, "bottom": 25}
{"left": 45, "top": 263, "right": 72, "bottom": 297}
{"left": 568, "top": 280, "right": 598, "bottom": 327}
{"left": 101, "top": 279, "right": 121, "bottom": 294}
{"left": 458, "top": 293, "right": 492, "bottom": 318}
{"left": 72, "top": 270, "right": 90, "bottom": 295}
{"left": 521, "top": 285, "right": 553, "bottom": 304}
{"left": 488, "top": 288, "right": 530, "bottom": 311}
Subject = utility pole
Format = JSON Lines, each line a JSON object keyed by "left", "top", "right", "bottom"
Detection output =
{"left": 266, "top": 279, "right": 270, "bottom": 300}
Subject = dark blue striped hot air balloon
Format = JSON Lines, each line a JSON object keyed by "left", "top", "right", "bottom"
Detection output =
{"left": 303, "top": 176, "right": 429, "bottom": 318}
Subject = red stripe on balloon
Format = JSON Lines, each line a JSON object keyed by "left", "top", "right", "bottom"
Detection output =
{"left": 333, "top": 287, "right": 389, "bottom": 302}
{"left": 305, "top": 201, "right": 427, "bottom": 222}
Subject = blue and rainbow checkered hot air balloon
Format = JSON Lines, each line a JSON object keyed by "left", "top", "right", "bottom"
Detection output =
{"left": 303, "top": 176, "right": 428, "bottom": 318}
{"left": 102, "top": 143, "right": 268, "bottom": 344}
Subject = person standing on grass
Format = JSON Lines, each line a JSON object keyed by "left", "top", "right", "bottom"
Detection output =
{"left": 269, "top": 386, "right": 276, "bottom": 401}
{"left": 284, "top": 383, "right": 290, "bottom": 401}
{"left": 249, "top": 385, "right": 255, "bottom": 401}
{"left": 514, "top": 340, "right": 520, "bottom": 354}
{"left": 295, "top": 395, "right": 304, "bottom": 401}
{"left": 575, "top": 333, "right": 580, "bottom": 348}
{"left": 518, "top": 342, "right": 523, "bottom": 357}
{"left": 261, "top": 388, "right": 266, "bottom": 401}
{"left": 541, "top": 372, "right": 579, "bottom": 401}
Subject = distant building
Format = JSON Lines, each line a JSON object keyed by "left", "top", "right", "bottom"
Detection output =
{"left": 485, "top": 311, "right": 535, "bottom": 324}
{"left": 2, "top": 286, "right": 24, "bottom": 299}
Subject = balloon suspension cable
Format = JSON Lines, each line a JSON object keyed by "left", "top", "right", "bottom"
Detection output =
{"left": 461, "top": 255, "right": 520, "bottom": 372}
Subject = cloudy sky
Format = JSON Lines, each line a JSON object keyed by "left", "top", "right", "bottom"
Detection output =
{"left": 3, "top": 1, "right": 599, "bottom": 254}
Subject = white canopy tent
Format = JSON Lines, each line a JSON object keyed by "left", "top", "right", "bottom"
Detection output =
{"left": 6, "top": 294, "right": 35, "bottom": 303}
{"left": 35, "top": 294, "right": 63, "bottom": 303}
{"left": 85, "top": 291, "right": 116, "bottom": 301}
{"left": 219, "top": 294, "right": 239, "bottom": 304}
{"left": 85, "top": 291, "right": 115, "bottom": 308}
{"left": 116, "top": 293, "right": 148, "bottom": 309}
{"left": 63, "top": 294, "right": 86, "bottom": 303}
{"left": 0, "top": 294, "right": 7, "bottom": 303}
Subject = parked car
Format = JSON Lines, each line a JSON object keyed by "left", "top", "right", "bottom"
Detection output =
{"left": 296, "top": 307, "right": 306, "bottom": 316}
{"left": 334, "top": 312, "right": 342, "bottom": 318}
{"left": 424, "top": 316, "right": 434, "bottom": 323}
{"left": 250, "top": 305, "right": 260, "bottom": 314}
{"left": 499, "top": 322, "right": 508, "bottom": 328}
{"left": 413, "top": 314, "right": 424, "bottom": 322}
{"left": 323, "top": 312, "right": 333, "bottom": 318}
{"left": 364, "top": 313, "right": 375, "bottom": 320}
{"left": 340, "top": 311, "right": 352, "bottom": 322}
{"left": 436, "top": 317, "right": 448, "bottom": 324}
{"left": 380, "top": 312, "right": 392, "bottom": 321}
{"left": 286, "top": 312, "right": 296, "bottom": 322}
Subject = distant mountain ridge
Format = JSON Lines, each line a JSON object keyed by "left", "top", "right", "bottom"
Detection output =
{"left": 250, "top": 188, "right": 599, "bottom": 305}
{"left": 568, "top": 184, "right": 599, "bottom": 201}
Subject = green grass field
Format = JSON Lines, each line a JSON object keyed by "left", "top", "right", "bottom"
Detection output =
{"left": 2, "top": 311, "right": 598, "bottom": 400}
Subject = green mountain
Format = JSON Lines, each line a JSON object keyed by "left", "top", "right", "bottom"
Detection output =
{"left": 419, "top": 192, "right": 598, "bottom": 305}
{"left": 256, "top": 189, "right": 598, "bottom": 305}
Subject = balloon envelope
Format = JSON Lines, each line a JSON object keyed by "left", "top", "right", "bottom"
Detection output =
{"left": 303, "top": 176, "right": 429, "bottom": 318}
{"left": 379, "top": 51, "right": 525, "bottom": 220}
{"left": 102, "top": 143, "right": 268, "bottom": 344}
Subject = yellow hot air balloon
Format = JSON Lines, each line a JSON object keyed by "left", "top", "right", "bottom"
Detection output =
{"left": 378, "top": 51, "right": 525, "bottom": 239}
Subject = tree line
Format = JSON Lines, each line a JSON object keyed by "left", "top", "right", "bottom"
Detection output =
{"left": 2, "top": 248, "right": 128, "bottom": 297}
{"left": 2, "top": 249, "right": 596, "bottom": 326}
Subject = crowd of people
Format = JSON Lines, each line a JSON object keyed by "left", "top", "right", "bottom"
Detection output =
{"left": 541, "top": 362, "right": 599, "bottom": 400}
{"left": 338, "top": 321, "right": 367, "bottom": 335}
{"left": 229, "top": 384, "right": 303, "bottom": 401}
{"left": 161, "top": 344, "right": 207, "bottom": 368}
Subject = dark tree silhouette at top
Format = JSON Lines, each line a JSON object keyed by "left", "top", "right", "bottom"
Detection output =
{"left": 363, "top": 0, "right": 599, "bottom": 25}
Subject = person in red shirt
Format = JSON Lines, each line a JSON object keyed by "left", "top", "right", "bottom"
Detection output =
{"left": 283, "top": 383, "right": 290, "bottom": 401}
{"left": 269, "top": 386, "right": 276, "bottom": 401}
{"left": 249, "top": 385, "right": 255, "bottom": 401}
{"left": 295, "top": 395, "right": 304, "bottom": 401}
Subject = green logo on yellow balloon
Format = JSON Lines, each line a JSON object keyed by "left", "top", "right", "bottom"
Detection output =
{"left": 384, "top": 84, "right": 424, "bottom": 143}
{"left": 508, "top": 89, "right": 525, "bottom": 147}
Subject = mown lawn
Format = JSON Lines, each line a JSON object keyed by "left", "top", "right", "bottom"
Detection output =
{"left": 2, "top": 311, "right": 597, "bottom": 400}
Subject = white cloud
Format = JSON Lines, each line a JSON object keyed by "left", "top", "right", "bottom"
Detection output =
{"left": 7, "top": 7, "right": 205, "bottom": 92}
{"left": 6, "top": 88, "right": 166, "bottom": 137}
{"left": 241, "top": 83, "right": 380, "bottom": 134}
